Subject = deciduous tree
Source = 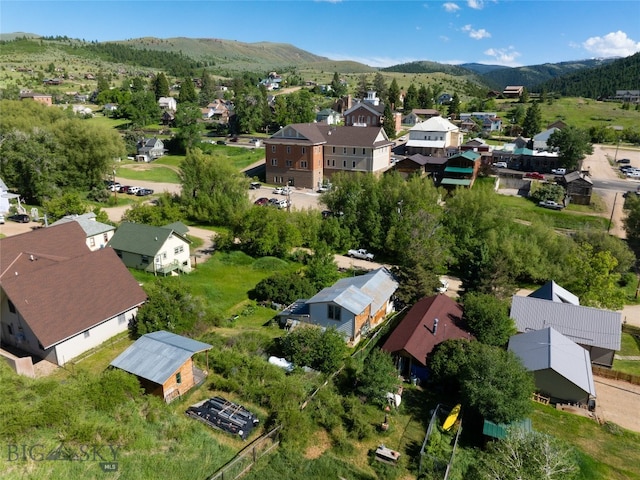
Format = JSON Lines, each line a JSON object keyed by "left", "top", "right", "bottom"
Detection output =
{"left": 462, "top": 293, "right": 515, "bottom": 347}
{"left": 547, "top": 126, "right": 594, "bottom": 170}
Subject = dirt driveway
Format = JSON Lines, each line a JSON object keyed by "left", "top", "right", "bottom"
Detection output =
{"left": 582, "top": 144, "right": 640, "bottom": 238}
{"left": 593, "top": 377, "right": 640, "bottom": 433}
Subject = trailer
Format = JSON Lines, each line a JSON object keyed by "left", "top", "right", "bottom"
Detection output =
{"left": 186, "top": 396, "right": 259, "bottom": 440}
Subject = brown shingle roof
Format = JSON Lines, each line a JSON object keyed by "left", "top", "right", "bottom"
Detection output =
{"left": 381, "top": 295, "right": 473, "bottom": 367}
{"left": 1, "top": 224, "right": 146, "bottom": 348}
{"left": 265, "top": 124, "right": 392, "bottom": 148}
{"left": 0, "top": 222, "right": 88, "bottom": 279}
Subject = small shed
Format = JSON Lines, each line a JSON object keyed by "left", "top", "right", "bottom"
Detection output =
{"left": 110, "top": 331, "right": 211, "bottom": 403}
{"left": 560, "top": 171, "right": 593, "bottom": 205}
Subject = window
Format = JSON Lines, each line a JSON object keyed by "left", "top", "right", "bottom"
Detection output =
{"left": 89, "top": 237, "right": 96, "bottom": 247}
{"left": 352, "top": 161, "right": 356, "bottom": 168}
{"left": 7, "top": 324, "right": 13, "bottom": 335}
{"left": 362, "top": 148, "right": 366, "bottom": 155}
{"left": 343, "top": 148, "right": 347, "bottom": 154}
{"left": 271, "top": 145, "right": 276, "bottom": 153}
{"left": 302, "top": 147, "right": 306, "bottom": 154}
{"left": 271, "top": 158, "right": 277, "bottom": 166}
{"left": 118, "top": 314, "right": 126, "bottom": 325}
{"left": 163, "top": 252, "right": 167, "bottom": 260}
{"left": 174, "top": 245, "right": 184, "bottom": 255}
{"left": 8, "top": 300, "right": 16, "bottom": 314}
{"left": 286, "top": 146, "right": 291, "bottom": 154}
{"left": 300, "top": 160, "right": 307, "bottom": 168}
{"left": 286, "top": 160, "right": 292, "bottom": 167}
{"left": 328, "top": 304, "right": 341, "bottom": 321}
{"left": 176, "top": 372, "right": 182, "bottom": 384}
{"left": 103, "top": 233, "right": 109, "bottom": 242}
{"left": 332, "top": 146, "right": 335, "bottom": 153}
{"left": 343, "top": 160, "right": 347, "bottom": 168}
{"left": 84, "top": 331, "right": 90, "bottom": 339}
{"left": 327, "top": 159, "right": 331, "bottom": 166}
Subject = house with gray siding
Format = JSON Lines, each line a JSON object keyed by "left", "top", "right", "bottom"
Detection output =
{"left": 278, "top": 268, "right": 398, "bottom": 345}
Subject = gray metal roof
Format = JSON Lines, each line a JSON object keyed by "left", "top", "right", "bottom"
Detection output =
{"left": 509, "top": 327, "right": 596, "bottom": 396}
{"left": 307, "top": 284, "right": 372, "bottom": 314}
{"left": 51, "top": 213, "right": 115, "bottom": 237}
{"left": 510, "top": 296, "right": 621, "bottom": 351}
{"left": 528, "top": 281, "right": 580, "bottom": 305}
{"left": 307, "top": 268, "right": 398, "bottom": 315}
{"left": 110, "top": 331, "right": 211, "bottom": 385}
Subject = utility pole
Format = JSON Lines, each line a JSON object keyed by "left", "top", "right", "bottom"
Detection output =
{"left": 607, "top": 192, "right": 618, "bottom": 233}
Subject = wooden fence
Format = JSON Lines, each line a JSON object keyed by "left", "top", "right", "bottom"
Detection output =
{"left": 592, "top": 366, "right": 640, "bottom": 386}
{"left": 207, "top": 426, "right": 281, "bottom": 480}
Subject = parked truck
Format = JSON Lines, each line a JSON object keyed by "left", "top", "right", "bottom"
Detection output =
{"left": 347, "top": 248, "right": 374, "bottom": 261}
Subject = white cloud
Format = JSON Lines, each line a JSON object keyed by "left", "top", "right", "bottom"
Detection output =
{"left": 467, "top": 0, "right": 484, "bottom": 9}
{"left": 582, "top": 31, "right": 640, "bottom": 57}
{"left": 462, "top": 24, "right": 491, "bottom": 40}
{"left": 483, "top": 47, "right": 521, "bottom": 66}
{"left": 440, "top": 35, "right": 450, "bottom": 42}
{"left": 443, "top": 2, "right": 461, "bottom": 12}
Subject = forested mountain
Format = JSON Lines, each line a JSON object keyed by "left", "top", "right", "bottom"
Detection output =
{"left": 479, "top": 58, "right": 619, "bottom": 90}
{"left": 381, "top": 60, "right": 475, "bottom": 76}
{"left": 459, "top": 63, "right": 509, "bottom": 75}
{"left": 380, "top": 58, "right": 619, "bottom": 91}
{"left": 536, "top": 52, "right": 640, "bottom": 99}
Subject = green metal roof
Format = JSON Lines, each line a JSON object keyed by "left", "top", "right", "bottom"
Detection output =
{"left": 444, "top": 166, "right": 474, "bottom": 174}
{"left": 450, "top": 150, "right": 481, "bottom": 162}
{"left": 440, "top": 178, "right": 472, "bottom": 186}
{"left": 107, "top": 222, "right": 189, "bottom": 256}
{"left": 483, "top": 418, "right": 533, "bottom": 440}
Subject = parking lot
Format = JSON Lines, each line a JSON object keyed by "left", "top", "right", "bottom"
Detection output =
{"left": 248, "top": 185, "right": 324, "bottom": 211}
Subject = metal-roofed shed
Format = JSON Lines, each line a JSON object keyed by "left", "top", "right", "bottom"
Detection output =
{"left": 510, "top": 295, "right": 621, "bottom": 367}
{"left": 110, "top": 331, "right": 211, "bottom": 403}
{"left": 508, "top": 327, "right": 596, "bottom": 404}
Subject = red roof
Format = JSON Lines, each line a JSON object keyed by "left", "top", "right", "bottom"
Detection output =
{"left": 381, "top": 295, "right": 473, "bottom": 367}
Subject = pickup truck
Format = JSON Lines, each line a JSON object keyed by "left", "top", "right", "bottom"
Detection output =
{"left": 347, "top": 249, "right": 374, "bottom": 261}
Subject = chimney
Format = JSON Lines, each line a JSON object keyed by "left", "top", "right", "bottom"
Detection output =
{"left": 433, "top": 318, "right": 439, "bottom": 335}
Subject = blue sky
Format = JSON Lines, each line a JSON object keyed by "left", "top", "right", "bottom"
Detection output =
{"left": 2, "top": 0, "right": 639, "bottom": 67}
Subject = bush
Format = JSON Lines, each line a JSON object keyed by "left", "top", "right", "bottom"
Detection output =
{"left": 251, "top": 272, "right": 316, "bottom": 305}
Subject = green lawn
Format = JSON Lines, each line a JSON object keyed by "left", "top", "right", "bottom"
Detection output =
{"left": 494, "top": 193, "right": 610, "bottom": 231}
{"left": 613, "top": 332, "right": 640, "bottom": 375}
{"left": 531, "top": 403, "right": 640, "bottom": 480}
{"left": 115, "top": 164, "right": 181, "bottom": 183}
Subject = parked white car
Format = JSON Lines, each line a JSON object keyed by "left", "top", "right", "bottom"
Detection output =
{"left": 551, "top": 168, "right": 567, "bottom": 175}
{"left": 437, "top": 278, "right": 449, "bottom": 293}
{"left": 493, "top": 162, "right": 508, "bottom": 168}
{"left": 347, "top": 249, "right": 374, "bottom": 261}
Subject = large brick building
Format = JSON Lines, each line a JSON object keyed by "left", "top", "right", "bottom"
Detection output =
{"left": 263, "top": 124, "right": 393, "bottom": 190}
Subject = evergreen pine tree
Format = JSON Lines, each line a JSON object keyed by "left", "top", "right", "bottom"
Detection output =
{"left": 153, "top": 72, "right": 170, "bottom": 100}
{"left": 180, "top": 77, "right": 197, "bottom": 104}
{"left": 522, "top": 101, "right": 542, "bottom": 137}
{"left": 388, "top": 78, "right": 400, "bottom": 110}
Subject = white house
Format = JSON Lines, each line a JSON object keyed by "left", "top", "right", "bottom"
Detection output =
{"left": 406, "top": 116, "right": 463, "bottom": 157}
{"left": 158, "top": 96, "right": 177, "bottom": 112}
{"left": 107, "top": 222, "right": 192, "bottom": 275}
{"left": 50, "top": 212, "right": 115, "bottom": 251}
{"left": 0, "top": 222, "right": 147, "bottom": 368}
{"left": 0, "top": 178, "right": 20, "bottom": 214}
